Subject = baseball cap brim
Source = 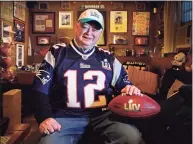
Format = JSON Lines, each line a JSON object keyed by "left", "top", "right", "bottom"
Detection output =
{"left": 79, "top": 18, "right": 103, "bottom": 30}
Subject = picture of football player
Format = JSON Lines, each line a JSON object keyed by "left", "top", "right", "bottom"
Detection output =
{"left": 32, "top": 9, "right": 144, "bottom": 144}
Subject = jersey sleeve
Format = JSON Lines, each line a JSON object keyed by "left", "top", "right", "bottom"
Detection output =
{"left": 32, "top": 44, "right": 62, "bottom": 95}
{"left": 111, "top": 58, "right": 133, "bottom": 92}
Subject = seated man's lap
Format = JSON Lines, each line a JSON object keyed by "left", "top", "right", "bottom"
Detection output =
{"left": 39, "top": 115, "right": 144, "bottom": 144}
{"left": 39, "top": 118, "right": 89, "bottom": 144}
{"left": 81, "top": 113, "right": 144, "bottom": 144}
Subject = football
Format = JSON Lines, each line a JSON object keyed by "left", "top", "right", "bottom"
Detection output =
{"left": 108, "top": 94, "right": 161, "bottom": 118}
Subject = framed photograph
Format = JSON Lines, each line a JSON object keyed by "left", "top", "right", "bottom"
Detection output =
{"left": 136, "top": 3, "right": 146, "bottom": 11}
{"left": 77, "top": 10, "right": 106, "bottom": 46}
{"left": 59, "top": 11, "right": 73, "bottom": 29}
{"left": 134, "top": 36, "right": 148, "bottom": 46}
{"left": 14, "top": 1, "right": 26, "bottom": 22}
{"left": 113, "top": 3, "right": 123, "bottom": 10}
{"left": 132, "top": 12, "right": 150, "bottom": 36}
{"left": 1, "top": 21, "right": 12, "bottom": 38}
{"left": 61, "top": 1, "right": 70, "bottom": 9}
{"left": 32, "top": 12, "right": 55, "bottom": 34}
{"left": 110, "top": 11, "right": 127, "bottom": 33}
{"left": 39, "top": 2, "right": 49, "bottom": 10}
{"left": 14, "top": 20, "right": 25, "bottom": 42}
{"left": 16, "top": 44, "right": 24, "bottom": 68}
{"left": 36, "top": 36, "right": 51, "bottom": 46}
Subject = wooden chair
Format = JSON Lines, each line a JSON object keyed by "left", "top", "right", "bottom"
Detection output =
{"left": 127, "top": 66, "right": 159, "bottom": 95}
{"left": 2, "top": 89, "right": 31, "bottom": 144}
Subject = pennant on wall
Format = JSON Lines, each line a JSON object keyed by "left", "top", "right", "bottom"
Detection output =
{"left": 28, "top": 36, "right": 32, "bottom": 56}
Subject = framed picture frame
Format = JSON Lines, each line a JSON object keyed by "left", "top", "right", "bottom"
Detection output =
{"left": 1, "top": 21, "right": 12, "bottom": 38}
{"left": 32, "top": 12, "right": 55, "bottom": 34}
{"left": 77, "top": 10, "right": 107, "bottom": 46}
{"left": 59, "top": 11, "right": 73, "bottom": 29}
{"left": 134, "top": 36, "right": 148, "bottom": 46}
{"left": 36, "top": 36, "right": 51, "bottom": 46}
{"left": 61, "top": 1, "right": 70, "bottom": 9}
{"left": 132, "top": 12, "right": 150, "bottom": 36}
{"left": 113, "top": 3, "right": 123, "bottom": 10}
{"left": 14, "top": 20, "right": 25, "bottom": 42}
{"left": 39, "top": 2, "right": 49, "bottom": 10}
{"left": 136, "top": 3, "right": 146, "bottom": 11}
{"left": 16, "top": 44, "right": 24, "bottom": 68}
{"left": 14, "top": 1, "right": 26, "bottom": 22}
{"left": 0, "top": 2, "right": 13, "bottom": 22}
{"left": 110, "top": 11, "right": 127, "bottom": 33}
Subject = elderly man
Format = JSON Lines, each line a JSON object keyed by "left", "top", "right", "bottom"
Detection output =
{"left": 32, "top": 9, "right": 144, "bottom": 144}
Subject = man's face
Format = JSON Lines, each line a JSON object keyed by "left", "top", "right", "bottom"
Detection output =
{"left": 75, "top": 21, "right": 103, "bottom": 49}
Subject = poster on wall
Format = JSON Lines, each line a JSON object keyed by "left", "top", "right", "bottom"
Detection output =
{"left": 14, "top": 20, "right": 25, "bottom": 42}
{"left": 110, "top": 11, "right": 127, "bottom": 33}
{"left": 132, "top": 12, "right": 150, "bottom": 36}
{"left": 16, "top": 44, "right": 24, "bottom": 68}
{"left": 14, "top": 1, "right": 26, "bottom": 22}
{"left": 0, "top": 2, "right": 13, "bottom": 22}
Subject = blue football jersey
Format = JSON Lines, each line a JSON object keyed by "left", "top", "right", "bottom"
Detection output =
{"left": 33, "top": 39, "right": 132, "bottom": 117}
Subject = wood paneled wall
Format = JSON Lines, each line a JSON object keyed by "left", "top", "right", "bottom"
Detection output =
{"left": 28, "top": 1, "right": 158, "bottom": 61}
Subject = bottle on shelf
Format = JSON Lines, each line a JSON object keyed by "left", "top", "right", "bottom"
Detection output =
{"left": 109, "top": 46, "right": 115, "bottom": 56}
{"left": 161, "top": 46, "right": 164, "bottom": 57}
{"left": 131, "top": 49, "right": 135, "bottom": 56}
{"left": 126, "top": 48, "right": 130, "bottom": 56}
{"left": 113, "top": 35, "right": 116, "bottom": 44}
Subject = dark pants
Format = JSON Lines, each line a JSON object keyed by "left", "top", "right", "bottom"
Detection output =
{"left": 145, "top": 91, "right": 192, "bottom": 144}
{"left": 159, "top": 68, "right": 192, "bottom": 100}
{"left": 39, "top": 112, "right": 144, "bottom": 144}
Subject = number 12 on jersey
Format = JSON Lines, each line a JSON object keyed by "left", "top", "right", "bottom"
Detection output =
{"left": 64, "top": 70, "right": 107, "bottom": 108}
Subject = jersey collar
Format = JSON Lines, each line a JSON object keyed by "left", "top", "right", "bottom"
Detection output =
{"left": 70, "top": 39, "right": 95, "bottom": 60}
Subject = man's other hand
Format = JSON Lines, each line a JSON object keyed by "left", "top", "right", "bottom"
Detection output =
{"left": 39, "top": 118, "right": 61, "bottom": 135}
